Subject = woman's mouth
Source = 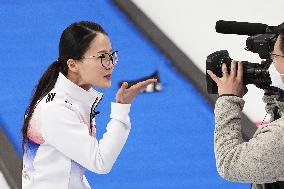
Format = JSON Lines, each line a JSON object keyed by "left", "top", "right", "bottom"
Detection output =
{"left": 104, "top": 74, "right": 112, "bottom": 80}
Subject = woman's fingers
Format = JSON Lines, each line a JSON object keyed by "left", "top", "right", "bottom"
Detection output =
{"left": 117, "top": 82, "right": 128, "bottom": 95}
{"left": 140, "top": 78, "right": 157, "bottom": 88}
{"left": 115, "top": 79, "right": 157, "bottom": 104}
{"left": 121, "top": 82, "right": 128, "bottom": 90}
{"left": 207, "top": 70, "right": 220, "bottom": 84}
{"left": 131, "top": 79, "right": 157, "bottom": 92}
{"left": 115, "top": 82, "right": 128, "bottom": 102}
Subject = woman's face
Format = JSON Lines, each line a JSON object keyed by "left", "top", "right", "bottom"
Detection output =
{"left": 76, "top": 33, "right": 115, "bottom": 89}
{"left": 273, "top": 36, "right": 284, "bottom": 78}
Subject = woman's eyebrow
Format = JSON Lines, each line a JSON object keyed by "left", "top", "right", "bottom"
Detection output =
{"left": 96, "top": 49, "right": 113, "bottom": 54}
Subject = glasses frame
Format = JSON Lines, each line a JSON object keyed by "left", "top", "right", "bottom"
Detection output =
{"left": 83, "top": 50, "right": 118, "bottom": 70}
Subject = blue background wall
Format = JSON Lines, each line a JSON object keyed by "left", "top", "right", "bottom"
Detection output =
{"left": 0, "top": 0, "right": 249, "bottom": 188}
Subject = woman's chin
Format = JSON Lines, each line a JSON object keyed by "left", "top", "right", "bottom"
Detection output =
{"left": 92, "top": 80, "right": 111, "bottom": 89}
{"left": 100, "top": 81, "right": 111, "bottom": 88}
{"left": 105, "top": 83, "right": 111, "bottom": 88}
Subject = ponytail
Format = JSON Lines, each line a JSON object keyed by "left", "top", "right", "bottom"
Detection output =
{"left": 22, "top": 60, "right": 67, "bottom": 154}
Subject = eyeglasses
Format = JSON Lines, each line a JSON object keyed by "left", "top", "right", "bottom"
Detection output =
{"left": 83, "top": 51, "right": 118, "bottom": 69}
{"left": 270, "top": 53, "right": 284, "bottom": 60}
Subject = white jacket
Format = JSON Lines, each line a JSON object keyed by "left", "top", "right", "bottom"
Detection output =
{"left": 22, "top": 73, "right": 131, "bottom": 189}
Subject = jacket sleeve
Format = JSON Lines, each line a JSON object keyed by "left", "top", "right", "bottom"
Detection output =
{"left": 40, "top": 101, "right": 131, "bottom": 174}
{"left": 214, "top": 96, "right": 284, "bottom": 184}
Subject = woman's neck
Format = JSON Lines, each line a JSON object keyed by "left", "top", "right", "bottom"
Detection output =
{"left": 66, "top": 72, "right": 92, "bottom": 91}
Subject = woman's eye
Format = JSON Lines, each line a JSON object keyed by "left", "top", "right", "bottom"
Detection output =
{"left": 99, "top": 54, "right": 106, "bottom": 58}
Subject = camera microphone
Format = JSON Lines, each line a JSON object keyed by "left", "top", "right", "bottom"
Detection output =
{"left": 215, "top": 20, "right": 269, "bottom": 36}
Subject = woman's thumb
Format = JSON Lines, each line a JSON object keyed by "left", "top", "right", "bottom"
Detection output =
{"left": 121, "top": 82, "right": 128, "bottom": 90}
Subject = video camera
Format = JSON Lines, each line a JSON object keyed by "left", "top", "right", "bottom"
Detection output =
{"left": 206, "top": 20, "right": 279, "bottom": 94}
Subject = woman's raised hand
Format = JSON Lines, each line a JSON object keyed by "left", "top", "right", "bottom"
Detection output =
{"left": 115, "top": 79, "right": 157, "bottom": 104}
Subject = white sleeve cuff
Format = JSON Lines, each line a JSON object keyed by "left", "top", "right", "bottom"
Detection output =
{"left": 110, "top": 102, "right": 131, "bottom": 129}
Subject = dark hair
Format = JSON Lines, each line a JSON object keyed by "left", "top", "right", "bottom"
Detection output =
{"left": 22, "top": 21, "right": 108, "bottom": 154}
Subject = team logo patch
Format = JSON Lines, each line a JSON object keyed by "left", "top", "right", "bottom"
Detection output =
{"left": 46, "top": 93, "right": 56, "bottom": 103}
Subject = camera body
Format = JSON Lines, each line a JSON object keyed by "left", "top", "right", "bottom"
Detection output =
{"left": 246, "top": 33, "right": 277, "bottom": 59}
{"left": 206, "top": 22, "right": 278, "bottom": 94}
{"left": 206, "top": 50, "right": 271, "bottom": 94}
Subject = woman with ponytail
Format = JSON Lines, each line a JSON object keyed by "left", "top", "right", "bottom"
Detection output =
{"left": 22, "top": 21, "right": 156, "bottom": 189}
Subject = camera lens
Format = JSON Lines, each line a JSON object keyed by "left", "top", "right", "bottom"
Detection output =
{"left": 206, "top": 50, "right": 272, "bottom": 94}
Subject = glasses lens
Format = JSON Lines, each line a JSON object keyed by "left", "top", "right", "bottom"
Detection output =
{"left": 100, "top": 54, "right": 110, "bottom": 68}
{"left": 100, "top": 51, "right": 118, "bottom": 69}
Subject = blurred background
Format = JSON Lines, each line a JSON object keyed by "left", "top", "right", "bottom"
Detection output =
{"left": 0, "top": 0, "right": 283, "bottom": 188}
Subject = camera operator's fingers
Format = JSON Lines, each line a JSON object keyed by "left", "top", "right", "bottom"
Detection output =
{"left": 230, "top": 60, "right": 237, "bottom": 78}
{"left": 237, "top": 61, "right": 243, "bottom": 81}
{"left": 207, "top": 70, "right": 220, "bottom": 84}
{"left": 221, "top": 63, "right": 228, "bottom": 77}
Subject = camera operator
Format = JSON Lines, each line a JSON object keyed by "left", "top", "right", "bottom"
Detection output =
{"left": 207, "top": 24, "right": 284, "bottom": 189}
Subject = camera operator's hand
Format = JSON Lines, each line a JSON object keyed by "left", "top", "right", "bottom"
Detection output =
{"left": 207, "top": 60, "right": 247, "bottom": 97}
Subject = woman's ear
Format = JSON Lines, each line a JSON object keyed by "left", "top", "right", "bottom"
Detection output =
{"left": 67, "top": 59, "right": 79, "bottom": 73}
